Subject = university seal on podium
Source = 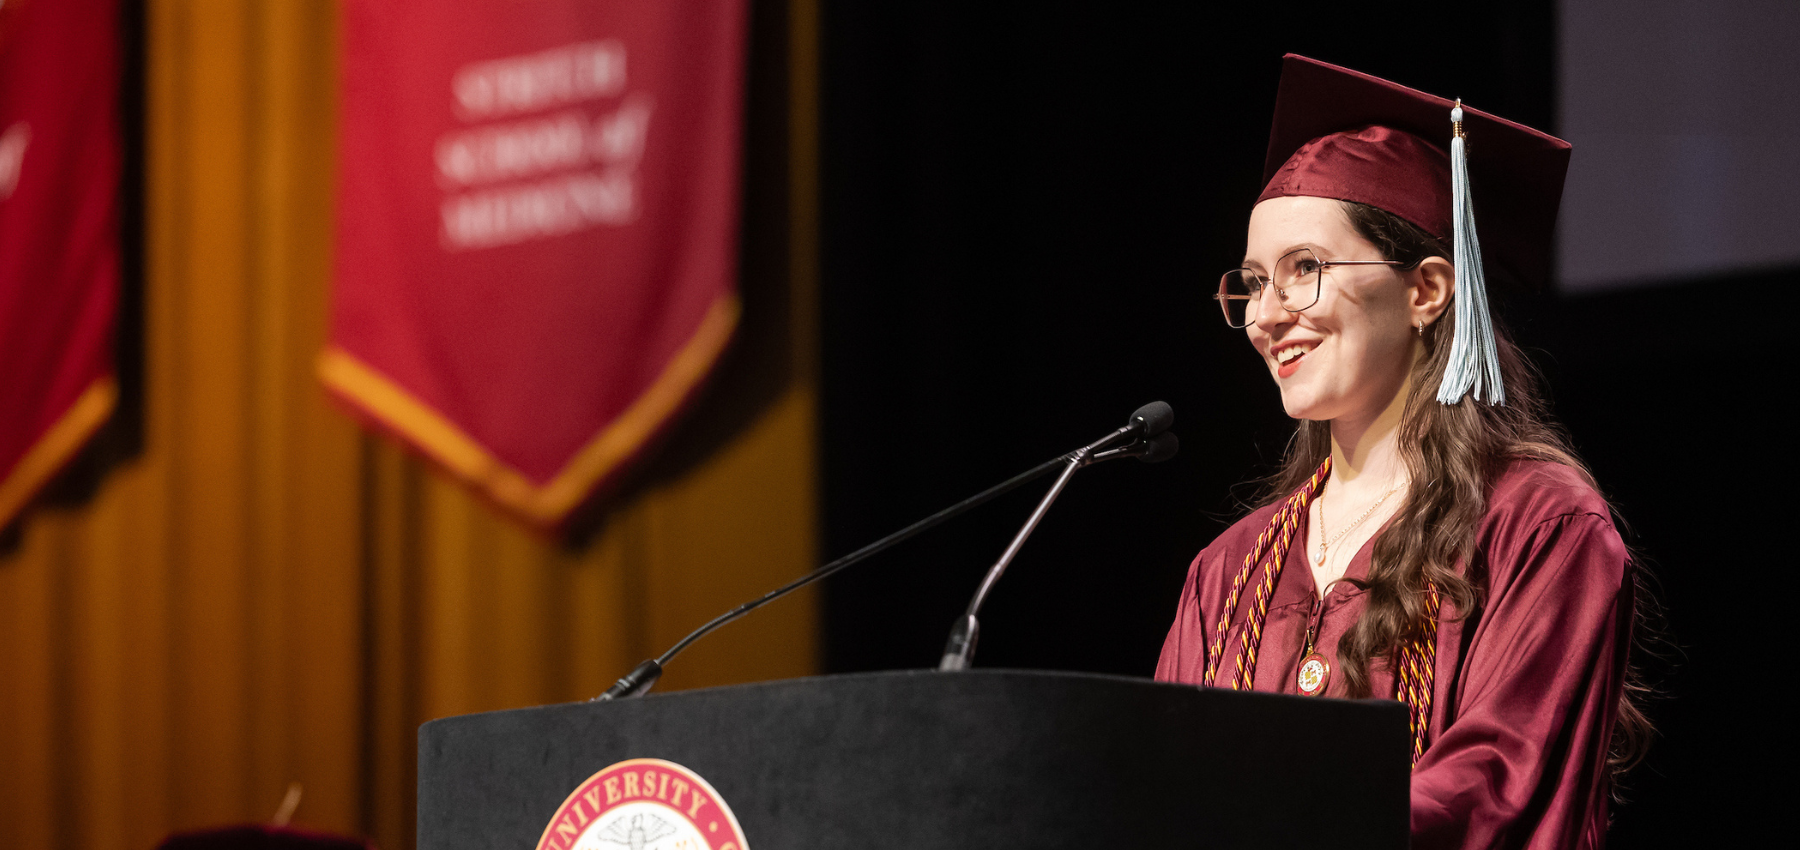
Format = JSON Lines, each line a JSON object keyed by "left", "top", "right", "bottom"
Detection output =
{"left": 534, "top": 758, "right": 749, "bottom": 850}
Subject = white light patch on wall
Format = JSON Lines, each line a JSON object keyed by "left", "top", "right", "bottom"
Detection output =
{"left": 1557, "top": 0, "right": 1800, "bottom": 292}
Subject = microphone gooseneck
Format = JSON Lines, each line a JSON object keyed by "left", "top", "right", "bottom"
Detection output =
{"left": 596, "top": 401, "right": 1178, "bottom": 700}
{"left": 594, "top": 450, "right": 1074, "bottom": 700}
{"left": 938, "top": 402, "right": 1177, "bottom": 671}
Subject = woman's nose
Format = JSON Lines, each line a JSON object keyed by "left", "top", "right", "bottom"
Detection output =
{"left": 1249, "top": 286, "right": 1292, "bottom": 333}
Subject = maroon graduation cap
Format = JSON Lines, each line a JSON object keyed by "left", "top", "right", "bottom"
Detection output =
{"left": 1252, "top": 54, "right": 1572, "bottom": 404}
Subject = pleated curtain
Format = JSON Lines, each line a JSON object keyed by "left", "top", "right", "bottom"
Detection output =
{"left": 0, "top": 3, "right": 819, "bottom": 849}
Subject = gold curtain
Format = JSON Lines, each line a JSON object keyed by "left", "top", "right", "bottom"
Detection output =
{"left": 0, "top": 2, "right": 820, "bottom": 849}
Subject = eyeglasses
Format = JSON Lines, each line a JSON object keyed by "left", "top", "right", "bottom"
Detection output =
{"left": 1215, "top": 247, "right": 1406, "bottom": 328}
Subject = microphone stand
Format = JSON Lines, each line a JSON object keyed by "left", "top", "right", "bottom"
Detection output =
{"left": 593, "top": 452, "right": 1072, "bottom": 700}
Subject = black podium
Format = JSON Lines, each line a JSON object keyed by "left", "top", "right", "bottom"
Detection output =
{"left": 418, "top": 669, "right": 1410, "bottom": 848}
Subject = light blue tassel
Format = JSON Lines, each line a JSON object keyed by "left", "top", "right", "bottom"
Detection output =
{"left": 1437, "top": 101, "right": 1505, "bottom": 406}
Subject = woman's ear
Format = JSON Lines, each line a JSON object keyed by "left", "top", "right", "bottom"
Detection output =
{"left": 1411, "top": 256, "right": 1454, "bottom": 328}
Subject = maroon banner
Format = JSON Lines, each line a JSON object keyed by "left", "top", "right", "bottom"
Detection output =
{"left": 324, "top": 0, "right": 747, "bottom": 528}
{"left": 0, "top": 0, "right": 121, "bottom": 527}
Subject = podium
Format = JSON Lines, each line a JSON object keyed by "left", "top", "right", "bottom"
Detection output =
{"left": 418, "top": 669, "right": 1410, "bottom": 848}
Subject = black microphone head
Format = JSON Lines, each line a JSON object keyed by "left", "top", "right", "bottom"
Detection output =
{"left": 1139, "top": 432, "right": 1179, "bottom": 464}
{"left": 1129, "top": 401, "right": 1174, "bottom": 436}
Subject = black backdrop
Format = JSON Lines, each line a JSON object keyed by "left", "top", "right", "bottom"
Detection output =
{"left": 816, "top": 1, "right": 1780, "bottom": 845}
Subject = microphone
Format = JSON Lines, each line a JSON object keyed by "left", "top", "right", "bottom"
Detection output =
{"left": 1088, "top": 431, "right": 1178, "bottom": 465}
{"left": 595, "top": 401, "right": 1176, "bottom": 701}
{"left": 937, "top": 403, "right": 1176, "bottom": 671}
{"left": 1127, "top": 400, "right": 1174, "bottom": 439}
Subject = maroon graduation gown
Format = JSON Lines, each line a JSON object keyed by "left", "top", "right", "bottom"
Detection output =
{"left": 1155, "top": 460, "right": 1631, "bottom": 849}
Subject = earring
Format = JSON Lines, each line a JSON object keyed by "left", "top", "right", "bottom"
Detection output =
{"left": 1416, "top": 320, "right": 1424, "bottom": 337}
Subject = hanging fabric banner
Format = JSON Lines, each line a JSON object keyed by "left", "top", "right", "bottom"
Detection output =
{"left": 0, "top": 0, "right": 122, "bottom": 528}
{"left": 324, "top": 0, "right": 746, "bottom": 529}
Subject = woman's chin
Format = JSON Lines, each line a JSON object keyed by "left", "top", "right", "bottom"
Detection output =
{"left": 1279, "top": 393, "right": 1336, "bottom": 423}
{"left": 1278, "top": 392, "right": 1313, "bottom": 420}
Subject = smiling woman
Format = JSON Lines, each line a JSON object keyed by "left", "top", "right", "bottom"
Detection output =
{"left": 1157, "top": 56, "right": 1649, "bottom": 849}
{"left": 1239, "top": 198, "right": 1435, "bottom": 424}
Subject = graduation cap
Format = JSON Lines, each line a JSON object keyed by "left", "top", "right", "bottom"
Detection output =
{"left": 1255, "top": 54, "right": 1572, "bottom": 405}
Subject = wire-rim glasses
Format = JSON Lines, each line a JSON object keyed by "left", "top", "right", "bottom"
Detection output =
{"left": 1215, "top": 247, "right": 1406, "bottom": 329}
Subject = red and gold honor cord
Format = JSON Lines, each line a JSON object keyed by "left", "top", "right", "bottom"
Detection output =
{"left": 1203, "top": 458, "right": 1441, "bottom": 766}
{"left": 1396, "top": 583, "right": 1441, "bottom": 764}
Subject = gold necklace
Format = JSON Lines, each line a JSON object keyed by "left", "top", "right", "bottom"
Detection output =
{"left": 1313, "top": 482, "right": 1404, "bottom": 566}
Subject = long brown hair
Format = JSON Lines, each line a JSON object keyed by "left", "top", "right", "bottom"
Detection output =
{"left": 1257, "top": 200, "right": 1653, "bottom": 781}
